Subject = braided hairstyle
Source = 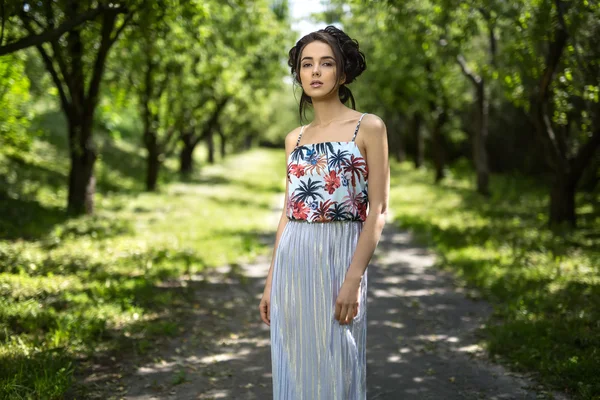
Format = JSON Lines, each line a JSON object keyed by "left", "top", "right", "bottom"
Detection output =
{"left": 288, "top": 25, "right": 367, "bottom": 123}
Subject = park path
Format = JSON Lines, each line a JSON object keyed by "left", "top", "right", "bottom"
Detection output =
{"left": 80, "top": 211, "right": 568, "bottom": 400}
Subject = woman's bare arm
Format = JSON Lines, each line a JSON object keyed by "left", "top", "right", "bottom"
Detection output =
{"left": 335, "top": 114, "right": 390, "bottom": 324}
{"left": 346, "top": 114, "right": 390, "bottom": 279}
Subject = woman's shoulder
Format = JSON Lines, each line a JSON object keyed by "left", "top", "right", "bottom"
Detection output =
{"left": 359, "top": 113, "right": 387, "bottom": 140}
{"left": 360, "top": 112, "right": 385, "bottom": 131}
{"left": 284, "top": 126, "right": 303, "bottom": 152}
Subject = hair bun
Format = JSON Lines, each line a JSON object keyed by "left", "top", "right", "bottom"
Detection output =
{"left": 321, "top": 26, "right": 366, "bottom": 84}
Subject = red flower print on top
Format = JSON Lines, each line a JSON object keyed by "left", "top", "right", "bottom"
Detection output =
{"left": 292, "top": 200, "right": 310, "bottom": 220}
{"left": 290, "top": 163, "right": 305, "bottom": 178}
{"left": 323, "top": 170, "right": 341, "bottom": 194}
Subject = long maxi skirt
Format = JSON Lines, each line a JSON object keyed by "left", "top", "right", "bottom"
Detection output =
{"left": 270, "top": 220, "right": 368, "bottom": 400}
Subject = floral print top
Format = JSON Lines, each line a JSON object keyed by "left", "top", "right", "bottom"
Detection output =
{"left": 286, "top": 113, "right": 369, "bottom": 223}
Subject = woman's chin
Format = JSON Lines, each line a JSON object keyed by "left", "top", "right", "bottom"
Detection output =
{"left": 305, "top": 87, "right": 337, "bottom": 100}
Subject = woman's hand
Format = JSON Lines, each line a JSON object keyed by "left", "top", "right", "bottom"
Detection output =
{"left": 259, "top": 287, "right": 271, "bottom": 326}
{"left": 334, "top": 276, "right": 362, "bottom": 325}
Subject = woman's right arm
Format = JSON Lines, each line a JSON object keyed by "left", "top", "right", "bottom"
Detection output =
{"left": 259, "top": 127, "right": 300, "bottom": 326}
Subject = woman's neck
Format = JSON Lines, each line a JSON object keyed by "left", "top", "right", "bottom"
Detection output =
{"left": 310, "top": 96, "right": 351, "bottom": 127}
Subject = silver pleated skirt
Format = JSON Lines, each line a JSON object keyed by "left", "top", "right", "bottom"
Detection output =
{"left": 270, "top": 220, "right": 368, "bottom": 400}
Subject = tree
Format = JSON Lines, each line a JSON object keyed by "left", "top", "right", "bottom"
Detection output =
{"left": 1, "top": 0, "right": 140, "bottom": 214}
{"left": 501, "top": 0, "right": 600, "bottom": 227}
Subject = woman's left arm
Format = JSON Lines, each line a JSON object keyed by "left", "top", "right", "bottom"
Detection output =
{"left": 335, "top": 114, "right": 390, "bottom": 325}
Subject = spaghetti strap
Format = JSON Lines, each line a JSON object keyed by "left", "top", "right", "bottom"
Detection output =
{"left": 295, "top": 125, "right": 306, "bottom": 147}
{"left": 352, "top": 113, "right": 368, "bottom": 142}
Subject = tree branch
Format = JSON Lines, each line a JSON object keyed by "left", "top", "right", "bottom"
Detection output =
{"left": 539, "top": 0, "right": 569, "bottom": 101}
{"left": 456, "top": 54, "right": 481, "bottom": 87}
{"left": 85, "top": 8, "right": 120, "bottom": 114}
{"left": 109, "top": 6, "right": 134, "bottom": 46}
{"left": 35, "top": 42, "right": 72, "bottom": 119}
{"left": 0, "top": 5, "right": 105, "bottom": 55}
{"left": 531, "top": 0, "right": 570, "bottom": 166}
{"left": 193, "top": 97, "right": 230, "bottom": 147}
{"left": 0, "top": 0, "right": 6, "bottom": 45}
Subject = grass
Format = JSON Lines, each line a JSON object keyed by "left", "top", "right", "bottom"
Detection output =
{"left": 0, "top": 106, "right": 286, "bottom": 399}
{"left": 389, "top": 160, "right": 600, "bottom": 400}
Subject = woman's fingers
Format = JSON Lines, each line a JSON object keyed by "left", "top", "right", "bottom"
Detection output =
{"left": 338, "top": 304, "right": 348, "bottom": 325}
{"left": 335, "top": 304, "right": 358, "bottom": 325}
{"left": 344, "top": 304, "right": 354, "bottom": 324}
{"left": 259, "top": 300, "right": 270, "bottom": 326}
{"left": 336, "top": 302, "right": 359, "bottom": 325}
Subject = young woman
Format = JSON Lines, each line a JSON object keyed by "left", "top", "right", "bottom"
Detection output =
{"left": 258, "top": 25, "right": 390, "bottom": 400}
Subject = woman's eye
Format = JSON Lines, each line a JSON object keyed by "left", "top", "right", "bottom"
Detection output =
{"left": 302, "top": 63, "right": 312, "bottom": 68}
{"left": 323, "top": 62, "right": 333, "bottom": 66}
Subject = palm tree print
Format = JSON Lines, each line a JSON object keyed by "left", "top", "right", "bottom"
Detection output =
{"left": 327, "top": 202, "right": 351, "bottom": 221}
{"left": 343, "top": 154, "right": 368, "bottom": 187}
{"left": 290, "top": 146, "right": 308, "bottom": 163}
{"left": 328, "top": 148, "right": 350, "bottom": 169}
{"left": 291, "top": 178, "right": 324, "bottom": 203}
{"left": 314, "top": 142, "right": 335, "bottom": 155}
{"left": 313, "top": 199, "right": 334, "bottom": 222}
{"left": 342, "top": 188, "right": 365, "bottom": 214}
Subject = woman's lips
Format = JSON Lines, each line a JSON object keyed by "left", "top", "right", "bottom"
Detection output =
{"left": 311, "top": 82, "right": 323, "bottom": 88}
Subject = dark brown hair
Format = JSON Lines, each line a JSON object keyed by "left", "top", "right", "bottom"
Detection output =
{"left": 288, "top": 25, "right": 367, "bottom": 122}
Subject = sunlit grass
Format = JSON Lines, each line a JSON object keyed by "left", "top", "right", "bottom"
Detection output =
{"left": 389, "top": 160, "right": 600, "bottom": 400}
{"left": 0, "top": 114, "right": 285, "bottom": 398}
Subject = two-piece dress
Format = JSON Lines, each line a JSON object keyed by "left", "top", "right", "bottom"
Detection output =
{"left": 270, "top": 113, "right": 369, "bottom": 400}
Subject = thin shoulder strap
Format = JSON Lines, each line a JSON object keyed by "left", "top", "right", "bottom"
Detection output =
{"left": 352, "top": 113, "right": 368, "bottom": 142}
{"left": 295, "top": 125, "right": 306, "bottom": 147}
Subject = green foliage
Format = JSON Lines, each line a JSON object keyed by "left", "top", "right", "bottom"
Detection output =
{"left": 390, "top": 160, "right": 600, "bottom": 399}
{"left": 0, "top": 54, "right": 34, "bottom": 155}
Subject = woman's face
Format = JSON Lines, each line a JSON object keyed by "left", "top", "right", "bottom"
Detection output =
{"left": 299, "top": 40, "right": 344, "bottom": 99}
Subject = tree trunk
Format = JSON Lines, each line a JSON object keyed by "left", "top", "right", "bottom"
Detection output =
{"left": 144, "top": 128, "right": 160, "bottom": 191}
{"left": 549, "top": 173, "right": 576, "bottom": 228}
{"left": 206, "top": 130, "right": 215, "bottom": 164}
{"left": 244, "top": 131, "right": 253, "bottom": 150}
{"left": 67, "top": 118, "right": 96, "bottom": 215}
{"left": 146, "top": 149, "right": 160, "bottom": 192}
{"left": 412, "top": 113, "right": 424, "bottom": 169}
{"left": 457, "top": 55, "right": 491, "bottom": 196}
{"left": 22, "top": 4, "right": 128, "bottom": 215}
{"left": 474, "top": 80, "right": 490, "bottom": 195}
{"left": 431, "top": 109, "right": 448, "bottom": 183}
{"left": 218, "top": 130, "right": 226, "bottom": 159}
{"left": 179, "top": 131, "right": 196, "bottom": 176}
{"left": 180, "top": 143, "right": 194, "bottom": 176}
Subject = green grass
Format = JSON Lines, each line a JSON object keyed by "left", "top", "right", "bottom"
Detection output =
{"left": 389, "top": 160, "right": 600, "bottom": 400}
{"left": 0, "top": 106, "right": 286, "bottom": 399}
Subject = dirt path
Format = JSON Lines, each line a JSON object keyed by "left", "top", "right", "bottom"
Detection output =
{"left": 81, "top": 215, "right": 568, "bottom": 400}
